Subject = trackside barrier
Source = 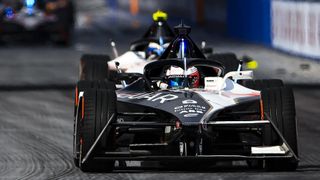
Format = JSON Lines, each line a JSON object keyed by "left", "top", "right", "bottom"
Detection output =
{"left": 272, "top": 0, "right": 320, "bottom": 59}
{"left": 227, "top": 0, "right": 271, "bottom": 45}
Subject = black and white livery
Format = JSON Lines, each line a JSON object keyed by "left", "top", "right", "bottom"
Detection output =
{"left": 73, "top": 24, "right": 299, "bottom": 172}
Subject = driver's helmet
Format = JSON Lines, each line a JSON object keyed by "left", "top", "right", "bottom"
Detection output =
{"left": 146, "top": 42, "right": 163, "bottom": 58}
{"left": 165, "top": 66, "right": 200, "bottom": 88}
{"left": 146, "top": 41, "right": 170, "bottom": 60}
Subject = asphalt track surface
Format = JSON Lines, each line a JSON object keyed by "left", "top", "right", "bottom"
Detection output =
{"left": 1, "top": 5, "right": 320, "bottom": 180}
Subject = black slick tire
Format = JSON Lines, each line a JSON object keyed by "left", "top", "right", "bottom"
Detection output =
{"left": 73, "top": 80, "right": 92, "bottom": 167}
{"left": 241, "top": 79, "right": 297, "bottom": 170}
{"left": 240, "top": 79, "right": 284, "bottom": 90}
{"left": 261, "top": 87, "right": 298, "bottom": 171}
{"left": 79, "top": 54, "right": 110, "bottom": 81}
{"left": 74, "top": 80, "right": 117, "bottom": 172}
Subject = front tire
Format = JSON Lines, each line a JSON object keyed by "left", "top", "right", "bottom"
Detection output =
{"left": 79, "top": 54, "right": 110, "bottom": 81}
{"left": 261, "top": 87, "right": 298, "bottom": 171}
{"left": 240, "top": 79, "right": 284, "bottom": 90}
{"left": 73, "top": 80, "right": 117, "bottom": 172}
{"left": 73, "top": 81, "right": 92, "bottom": 167}
{"left": 241, "top": 79, "right": 298, "bottom": 171}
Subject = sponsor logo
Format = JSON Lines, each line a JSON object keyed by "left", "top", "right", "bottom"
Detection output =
{"left": 118, "top": 92, "right": 178, "bottom": 104}
{"left": 182, "top": 99, "right": 198, "bottom": 104}
{"left": 204, "top": 77, "right": 223, "bottom": 91}
{"left": 174, "top": 100, "right": 207, "bottom": 118}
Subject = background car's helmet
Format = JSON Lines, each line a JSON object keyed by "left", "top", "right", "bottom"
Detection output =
{"left": 146, "top": 41, "right": 170, "bottom": 60}
{"left": 165, "top": 66, "right": 200, "bottom": 88}
{"left": 130, "top": 10, "right": 175, "bottom": 54}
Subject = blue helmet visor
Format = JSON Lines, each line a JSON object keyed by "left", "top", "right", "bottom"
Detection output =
{"left": 168, "top": 77, "right": 185, "bottom": 88}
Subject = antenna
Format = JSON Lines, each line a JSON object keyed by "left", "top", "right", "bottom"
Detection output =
{"left": 115, "top": 62, "right": 127, "bottom": 87}
{"left": 110, "top": 39, "right": 126, "bottom": 87}
{"left": 110, "top": 39, "right": 119, "bottom": 58}
{"left": 201, "top": 41, "right": 206, "bottom": 49}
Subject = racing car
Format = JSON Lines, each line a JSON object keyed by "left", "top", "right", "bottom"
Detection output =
{"left": 0, "top": 0, "right": 75, "bottom": 45}
{"left": 78, "top": 10, "right": 175, "bottom": 83}
{"left": 79, "top": 14, "right": 257, "bottom": 86}
{"left": 73, "top": 23, "right": 299, "bottom": 172}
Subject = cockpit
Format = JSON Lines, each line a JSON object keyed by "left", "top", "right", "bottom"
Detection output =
{"left": 142, "top": 23, "right": 224, "bottom": 90}
{"left": 144, "top": 59, "right": 224, "bottom": 90}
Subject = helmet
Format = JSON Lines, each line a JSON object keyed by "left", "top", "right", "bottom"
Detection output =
{"left": 165, "top": 66, "right": 200, "bottom": 88}
{"left": 146, "top": 42, "right": 164, "bottom": 59}
{"left": 146, "top": 41, "right": 170, "bottom": 60}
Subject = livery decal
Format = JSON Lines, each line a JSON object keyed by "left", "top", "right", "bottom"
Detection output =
{"left": 174, "top": 99, "right": 208, "bottom": 118}
{"left": 117, "top": 90, "right": 211, "bottom": 125}
{"left": 117, "top": 92, "right": 179, "bottom": 104}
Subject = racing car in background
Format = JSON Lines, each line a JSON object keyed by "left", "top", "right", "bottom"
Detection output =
{"left": 0, "top": 0, "right": 75, "bottom": 45}
{"left": 78, "top": 10, "right": 258, "bottom": 85}
{"left": 73, "top": 23, "right": 299, "bottom": 172}
{"left": 78, "top": 10, "right": 176, "bottom": 84}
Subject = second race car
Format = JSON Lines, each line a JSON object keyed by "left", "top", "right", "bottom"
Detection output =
{"left": 78, "top": 14, "right": 258, "bottom": 86}
{"left": 0, "top": 0, "right": 75, "bottom": 45}
{"left": 78, "top": 10, "right": 175, "bottom": 84}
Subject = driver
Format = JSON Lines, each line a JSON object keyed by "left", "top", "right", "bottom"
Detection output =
{"left": 157, "top": 66, "right": 200, "bottom": 89}
{"left": 146, "top": 41, "right": 170, "bottom": 60}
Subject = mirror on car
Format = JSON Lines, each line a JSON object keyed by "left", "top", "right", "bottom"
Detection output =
{"left": 225, "top": 71, "right": 253, "bottom": 80}
{"left": 218, "top": 71, "right": 253, "bottom": 91}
